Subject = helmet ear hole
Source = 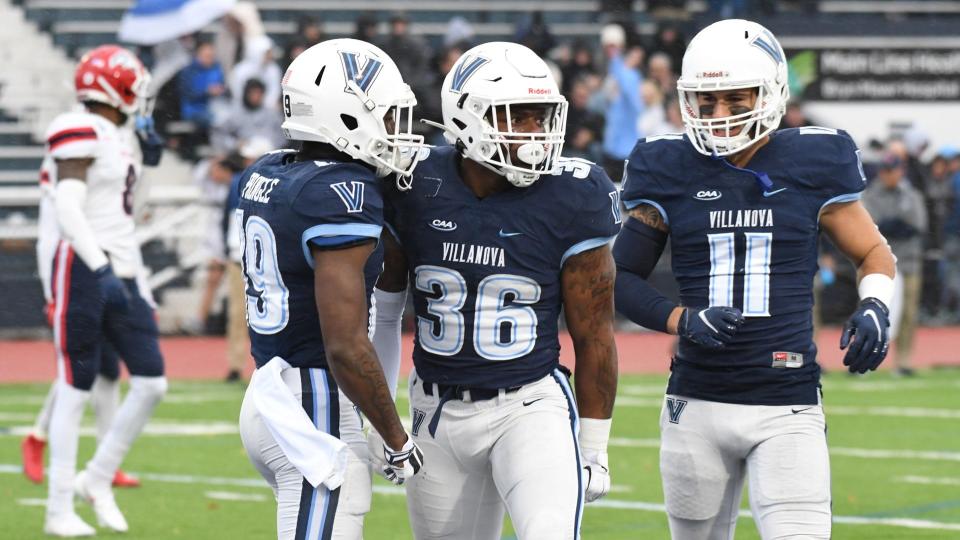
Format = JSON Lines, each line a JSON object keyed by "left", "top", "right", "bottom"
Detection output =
{"left": 452, "top": 118, "right": 467, "bottom": 131}
{"left": 340, "top": 114, "right": 359, "bottom": 131}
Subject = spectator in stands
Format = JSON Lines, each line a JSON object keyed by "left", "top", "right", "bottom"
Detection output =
{"left": 212, "top": 78, "right": 284, "bottom": 154}
{"left": 178, "top": 40, "right": 226, "bottom": 132}
{"left": 560, "top": 40, "right": 598, "bottom": 94}
{"left": 779, "top": 101, "right": 813, "bottom": 130}
{"left": 229, "top": 35, "right": 281, "bottom": 110}
{"left": 444, "top": 16, "right": 475, "bottom": 48}
{"left": 944, "top": 150, "right": 960, "bottom": 320}
{"left": 421, "top": 43, "right": 470, "bottom": 145}
{"left": 380, "top": 13, "right": 432, "bottom": 97}
{"left": 649, "top": 24, "right": 686, "bottom": 77}
{"left": 514, "top": 11, "right": 555, "bottom": 58}
{"left": 663, "top": 96, "right": 683, "bottom": 133}
{"left": 924, "top": 146, "right": 960, "bottom": 319}
{"left": 646, "top": 52, "right": 676, "bottom": 96}
{"left": 600, "top": 23, "right": 644, "bottom": 182}
{"left": 638, "top": 79, "right": 672, "bottom": 138}
{"left": 183, "top": 153, "right": 243, "bottom": 336}
{"left": 565, "top": 76, "right": 605, "bottom": 162}
{"left": 215, "top": 1, "right": 265, "bottom": 80}
{"left": 863, "top": 153, "right": 928, "bottom": 376}
{"left": 903, "top": 126, "right": 931, "bottom": 191}
{"left": 283, "top": 16, "right": 325, "bottom": 69}
{"left": 353, "top": 14, "right": 379, "bottom": 42}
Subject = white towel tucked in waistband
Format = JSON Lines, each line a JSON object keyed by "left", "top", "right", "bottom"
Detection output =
{"left": 249, "top": 357, "right": 348, "bottom": 490}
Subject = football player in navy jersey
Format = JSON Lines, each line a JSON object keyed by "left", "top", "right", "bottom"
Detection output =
{"left": 372, "top": 42, "right": 620, "bottom": 540}
{"left": 235, "top": 39, "right": 425, "bottom": 540}
{"left": 613, "top": 20, "right": 896, "bottom": 539}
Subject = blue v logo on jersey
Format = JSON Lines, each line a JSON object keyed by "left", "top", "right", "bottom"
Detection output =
{"left": 331, "top": 181, "right": 365, "bottom": 213}
{"left": 609, "top": 190, "right": 623, "bottom": 224}
{"left": 665, "top": 397, "right": 688, "bottom": 424}
{"left": 449, "top": 56, "right": 489, "bottom": 93}
{"left": 339, "top": 51, "right": 383, "bottom": 94}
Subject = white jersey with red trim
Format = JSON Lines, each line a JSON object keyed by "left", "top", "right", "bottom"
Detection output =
{"left": 41, "top": 110, "right": 144, "bottom": 278}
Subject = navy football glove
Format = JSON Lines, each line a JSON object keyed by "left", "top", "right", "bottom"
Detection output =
{"left": 678, "top": 306, "right": 744, "bottom": 349}
{"left": 94, "top": 265, "right": 130, "bottom": 313}
{"left": 840, "top": 298, "right": 890, "bottom": 374}
{"left": 135, "top": 115, "right": 164, "bottom": 167}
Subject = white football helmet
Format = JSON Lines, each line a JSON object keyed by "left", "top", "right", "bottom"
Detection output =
{"left": 281, "top": 38, "right": 424, "bottom": 183}
{"left": 440, "top": 42, "right": 567, "bottom": 188}
{"left": 677, "top": 19, "right": 789, "bottom": 157}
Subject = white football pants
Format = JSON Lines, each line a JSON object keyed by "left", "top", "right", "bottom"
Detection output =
{"left": 659, "top": 394, "right": 831, "bottom": 540}
{"left": 239, "top": 367, "right": 371, "bottom": 540}
{"left": 405, "top": 369, "right": 584, "bottom": 540}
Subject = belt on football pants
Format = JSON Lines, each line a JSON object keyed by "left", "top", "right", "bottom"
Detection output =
{"left": 422, "top": 381, "right": 522, "bottom": 438}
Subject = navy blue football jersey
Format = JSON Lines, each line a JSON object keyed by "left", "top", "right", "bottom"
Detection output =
{"left": 621, "top": 127, "right": 867, "bottom": 405}
{"left": 235, "top": 150, "right": 384, "bottom": 369}
{"left": 387, "top": 146, "right": 621, "bottom": 388}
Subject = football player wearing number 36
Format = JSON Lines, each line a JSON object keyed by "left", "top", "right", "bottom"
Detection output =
{"left": 373, "top": 41, "right": 620, "bottom": 539}
{"left": 613, "top": 20, "right": 896, "bottom": 540}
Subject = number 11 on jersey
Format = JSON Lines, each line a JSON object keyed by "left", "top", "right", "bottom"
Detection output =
{"left": 707, "top": 232, "right": 772, "bottom": 317}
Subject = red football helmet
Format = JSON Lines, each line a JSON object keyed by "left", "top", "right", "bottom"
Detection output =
{"left": 74, "top": 45, "right": 151, "bottom": 115}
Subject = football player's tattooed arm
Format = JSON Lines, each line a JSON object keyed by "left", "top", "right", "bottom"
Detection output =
{"left": 620, "top": 205, "right": 684, "bottom": 334}
{"left": 375, "top": 229, "right": 408, "bottom": 292}
{"left": 820, "top": 201, "right": 896, "bottom": 280}
{"left": 562, "top": 245, "right": 618, "bottom": 418}
{"left": 312, "top": 241, "right": 408, "bottom": 450}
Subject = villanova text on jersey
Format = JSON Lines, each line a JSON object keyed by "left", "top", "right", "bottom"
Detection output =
{"left": 386, "top": 146, "right": 622, "bottom": 389}
{"left": 622, "top": 127, "right": 868, "bottom": 405}
{"left": 235, "top": 150, "right": 385, "bottom": 369}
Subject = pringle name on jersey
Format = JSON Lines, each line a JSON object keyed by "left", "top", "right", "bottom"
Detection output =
{"left": 441, "top": 242, "right": 507, "bottom": 268}
{"left": 241, "top": 172, "right": 280, "bottom": 204}
{"left": 709, "top": 208, "right": 774, "bottom": 229}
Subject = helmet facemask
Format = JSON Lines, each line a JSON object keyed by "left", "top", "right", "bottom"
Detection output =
{"left": 368, "top": 96, "right": 424, "bottom": 189}
{"left": 467, "top": 98, "right": 567, "bottom": 188}
{"left": 678, "top": 79, "right": 787, "bottom": 157}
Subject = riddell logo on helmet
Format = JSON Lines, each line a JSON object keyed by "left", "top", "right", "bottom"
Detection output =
{"left": 528, "top": 88, "right": 552, "bottom": 95}
{"left": 697, "top": 71, "right": 729, "bottom": 78}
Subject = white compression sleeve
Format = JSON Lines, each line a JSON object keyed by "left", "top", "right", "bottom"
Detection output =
{"left": 858, "top": 273, "right": 894, "bottom": 308}
{"left": 55, "top": 179, "right": 109, "bottom": 271}
{"left": 371, "top": 288, "right": 407, "bottom": 399}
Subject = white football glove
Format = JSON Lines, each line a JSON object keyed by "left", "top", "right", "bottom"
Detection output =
{"left": 368, "top": 429, "right": 424, "bottom": 485}
{"left": 581, "top": 449, "right": 611, "bottom": 502}
{"left": 580, "top": 418, "right": 612, "bottom": 503}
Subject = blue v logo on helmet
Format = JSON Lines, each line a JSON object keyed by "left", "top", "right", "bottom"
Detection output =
{"left": 449, "top": 56, "right": 489, "bottom": 93}
{"left": 751, "top": 30, "right": 782, "bottom": 63}
{"left": 339, "top": 51, "right": 383, "bottom": 93}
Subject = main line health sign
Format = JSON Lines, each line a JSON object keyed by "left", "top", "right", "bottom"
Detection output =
{"left": 786, "top": 48, "right": 960, "bottom": 101}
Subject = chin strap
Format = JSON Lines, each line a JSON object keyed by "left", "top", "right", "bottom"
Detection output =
{"left": 713, "top": 153, "right": 775, "bottom": 193}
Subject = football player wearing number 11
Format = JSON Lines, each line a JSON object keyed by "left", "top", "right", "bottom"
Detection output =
{"left": 373, "top": 42, "right": 620, "bottom": 539}
{"left": 614, "top": 20, "right": 896, "bottom": 539}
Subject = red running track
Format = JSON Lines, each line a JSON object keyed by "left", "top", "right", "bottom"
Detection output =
{"left": 1, "top": 328, "right": 958, "bottom": 383}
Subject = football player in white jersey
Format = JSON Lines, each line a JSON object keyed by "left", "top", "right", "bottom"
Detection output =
{"left": 21, "top": 166, "right": 146, "bottom": 490}
{"left": 42, "top": 45, "right": 167, "bottom": 537}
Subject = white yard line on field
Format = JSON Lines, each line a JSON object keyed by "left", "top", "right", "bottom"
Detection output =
{"left": 0, "top": 422, "right": 239, "bottom": 438}
{"left": 3, "top": 465, "right": 959, "bottom": 531}
{"left": 205, "top": 491, "right": 268, "bottom": 502}
{"left": 897, "top": 475, "right": 960, "bottom": 486}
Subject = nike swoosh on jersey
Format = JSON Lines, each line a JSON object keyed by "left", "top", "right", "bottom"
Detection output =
{"left": 498, "top": 229, "right": 523, "bottom": 238}
{"left": 762, "top": 187, "right": 788, "bottom": 197}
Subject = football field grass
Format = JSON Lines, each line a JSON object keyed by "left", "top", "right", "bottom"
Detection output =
{"left": 2, "top": 369, "right": 960, "bottom": 539}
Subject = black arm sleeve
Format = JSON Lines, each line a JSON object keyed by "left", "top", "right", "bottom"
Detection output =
{"left": 612, "top": 217, "right": 677, "bottom": 333}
